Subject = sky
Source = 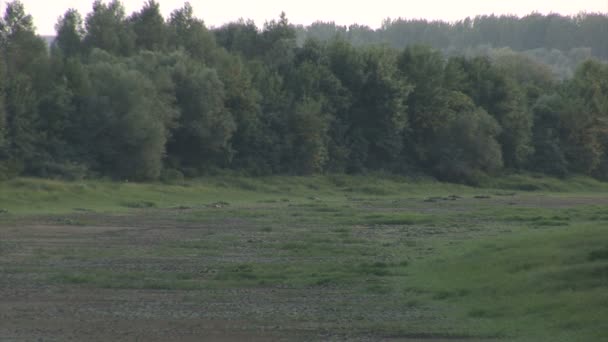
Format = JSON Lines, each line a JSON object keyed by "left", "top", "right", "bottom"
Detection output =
{"left": 7, "top": 0, "right": 608, "bottom": 36}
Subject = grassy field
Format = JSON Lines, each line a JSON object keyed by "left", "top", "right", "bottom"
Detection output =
{"left": 1, "top": 174, "right": 607, "bottom": 341}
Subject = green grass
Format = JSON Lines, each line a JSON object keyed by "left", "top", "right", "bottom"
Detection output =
{"left": 477, "top": 172, "right": 608, "bottom": 192}
{"left": 2, "top": 173, "right": 608, "bottom": 340}
{"left": 405, "top": 222, "right": 608, "bottom": 341}
{"left": 0, "top": 174, "right": 488, "bottom": 215}
{"left": 1, "top": 173, "right": 606, "bottom": 216}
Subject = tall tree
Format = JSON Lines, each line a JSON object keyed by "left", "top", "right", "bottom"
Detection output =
{"left": 324, "top": 38, "right": 364, "bottom": 171}
{"left": 129, "top": 0, "right": 167, "bottom": 51}
{"left": 529, "top": 94, "right": 568, "bottom": 176}
{"left": 398, "top": 45, "right": 449, "bottom": 166}
{"left": 431, "top": 91, "right": 503, "bottom": 182}
{"left": 244, "top": 61, "right": 291, "bottom": 173}
{"left": 212, "top": 50, "right": 266, "bottom": 173}
{"left": 446, "top": 56, "right": 534, "bottom": 168}
{"left": 78, "top": 50, "right": 176, "bottom": 180}
{"left": 54, "top": 9, "right": 84, "bottom": 58}
{"left": 0, "top": 54, "right": 6, "bottom": 163}
{"left": 355, "top": 46, "right": 410, "bottom": 169}
{"left": 0, "top": 1, "right": 48, "bottom": 173}
{"left": 215, "top": 19, "right": 262, "bottom": 59}
{"left": 262, "top": 12, "right": 297, "bottom": 73}
{"left": 560, "top": 60, "right": 608, "bottom": 175}
{"left": 84, "top": 0, "right": 135, "bottom": 56}
{"left": 288, "top": 97, "right": 329, "bottom": 174}
{"left": 167, "top": 2, "right": 216, "bottom": 61}
{"left": 167, "top": 56, "right": 236, "bottom": 171}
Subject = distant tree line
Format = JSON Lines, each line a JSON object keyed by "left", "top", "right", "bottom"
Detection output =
{"left": 1, "top": 0, "right": 607, "bottom": 183}
{"left": 299, "top": 13, "right": 608, "bottom": 57}
{"left": 298, "top": 13, "right": 608, "bottom": 79}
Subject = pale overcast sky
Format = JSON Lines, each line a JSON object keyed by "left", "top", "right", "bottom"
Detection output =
{"left": 7, "top": 0, "right": 608, "bottom": 35}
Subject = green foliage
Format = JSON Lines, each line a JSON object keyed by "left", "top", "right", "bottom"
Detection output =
{"left": 288, "top": 98, "right": 329, "bottom": 174}
{"left": 0, "top": 1, "right": 48, "bottom": 172}
{"left": 447, "top": 56, "right": 534, "bottom": 169}
{"left": 129, "top": 0, "right": 167, "bottom": 52}
{"left": 398, "top": 45, "right": 451, "bottom": 164}
{"left": 84, "top": 0, "right": 135, "bottom": 55}
{"left": 301, "top": 13, "right": 608, "bottom": 62}
{"left": 529, "top": 94, "right": 568, "bottom": 176}
{"left": 432, "top": 93, "right": 503, "bottom": 183}
{"left": 216, "top": 52, "right": 265, "bottom": 173}
{"left": 167, "top": 2, "right": 216, "bottom": 61}
{"left": 215, "top": 19, "right": 261, "bottom": 59}
{"left": 560, "top": 60, "right": 608, "bottom": 177}
{"left": 82, "top": 51, "right": 176, "bottom": 180}
{"left": 54, "top": 9, "right": 84, "bottom": 58}
{"left": 1, "top": 2, "right": 608, "bottom": 182}
{"left": 168, "top": 56, "right": 235, "bottom": 171}
{"left": 0, "top": 52, "right": 6, "bottom": 161}
{"left": 356, "top": 46, "right": 410, "bottom": 169}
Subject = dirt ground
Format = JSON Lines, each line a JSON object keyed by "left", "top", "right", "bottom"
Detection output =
{"left": 0, "top": 211, "right": 479, "bottom": 342}
{"left": 5, "top": 192, "right": 600, "bottom": 341}
{"left": 2, "top": 215, "right": 281, "bottom": 341}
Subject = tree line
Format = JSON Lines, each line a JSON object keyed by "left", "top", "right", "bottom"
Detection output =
{"left": 1, "top": 0, "right": 607, "bottom": 183}
{"left": 300, "top": 12, "right": 608, "bottom": 58}
{"left": 298, "top": 13, "right": 608, "bottom": 79}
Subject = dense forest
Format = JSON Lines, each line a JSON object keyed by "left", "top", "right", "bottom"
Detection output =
{"left": 1, "top": 0, "right": 608, "bottom": 183}
{"left": 297, "top": 14, "right": 608, "bottom": 79}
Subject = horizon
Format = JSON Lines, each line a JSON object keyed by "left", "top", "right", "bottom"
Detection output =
{"left": 5, "top": 0, "right": 608, "bottom": 36}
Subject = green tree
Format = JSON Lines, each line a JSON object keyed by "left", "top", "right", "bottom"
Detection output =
{"left": 84, "top": 0, "right": 135, "bottom": 56}
{"left": 294, "top": 40, "right": 352, "bottom": 172}
{"left": 129, "top": 0, "right": 167, "bottom": 51}
{"left": 446, "top": 56, "right": 533, "bottom": 168}
{"left": 167, "top": 56, "right": 236, "bottom": 172}
{"left": 0, "top": 58, "right": 6, "bottom": 160}
{"left": 262, "top": 12, "right": 297, "bottom": 73}
{"left": 54, "top": 9, "right": 84, "bottom": 58}
{"left": 245, "top": 61, "right": 290, "bottom": 173}
{"left": 167, "top": 2, "right": 216, "bottom": 61}
{"left": 0, "top": 1, "right": 48, "bottom": 173}
{"left": 398, "top": 45, "right": 449, "bottom": 166}
{"left": 82, "top": 50, "right": 175, "bottom": 180}
{"left": 288, "top": 98, "right": 329, "bottom": 174}
{"left": 432, "top": 91, "right": 503, "bottom": 182}
{"left": 560, "top": 60, "right": 608, "bottom": 175}
{"left": 211, "top": 50, "right": 267, "bottom": 173}
{"left": 324, "top": 38, "right": 365, "bottom": 171}
{"left": 282, "top": 40, "right": 352, "bottom": 173}
{"left": 492, "top": 49, "right": 557, "bottom": 106}
{"left": 529, "top": 94, "right": 568, "bottom": 176}
{"left": 355, "top": 46, "right": 410, "bottom": 169}
{"left": 215, "top": 19, "right": 262, "bottom": 59}
{"left": 28, "top": 52, "right": 81, "bottom": 177}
